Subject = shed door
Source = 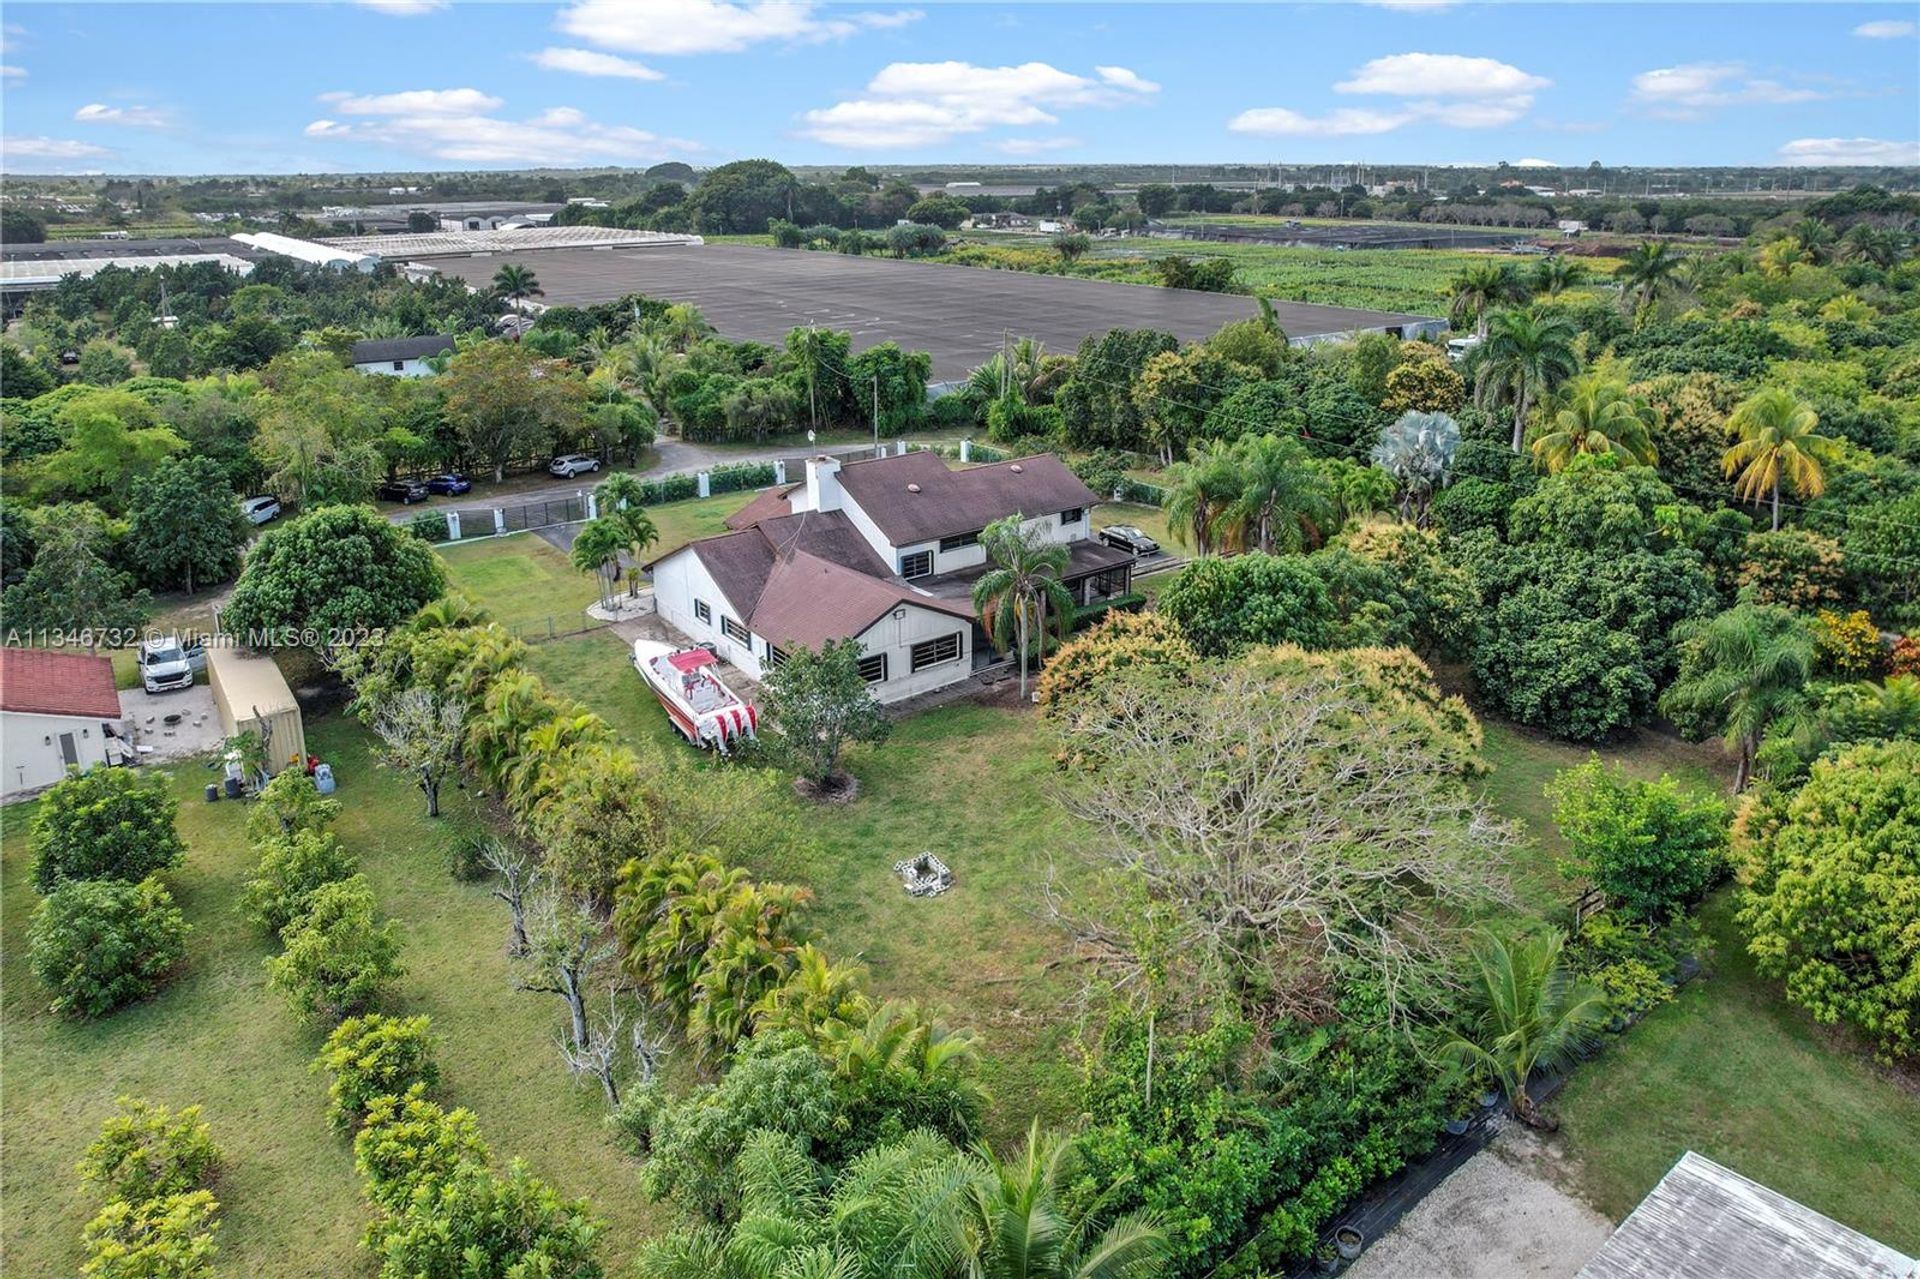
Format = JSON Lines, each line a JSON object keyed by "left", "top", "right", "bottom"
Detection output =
{"left": 58, "top": 733, "right": 79, "bottom": 767}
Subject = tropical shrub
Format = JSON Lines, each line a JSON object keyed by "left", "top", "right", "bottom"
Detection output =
{"left": 1548, "top": 760, "right": 1729, "bottom": 921}
{"left": 240, "top": 828, "right": 358, "bottom": 935}
{"left": 1157, "top": 552, "right": 1334, "bottom": 656}
{"left": 364, "top": 1159, "right": 602, "bottom": 1279}
{"left": 264, "top": 876, "right": 403, "bottom": 1023}
{"left": 78, "top": 1098, "right": 221, "bottom": 1204}
{"left": 245, "top": 769, "right": 340, "bottom": 842}
{"left": 315, "top": 1014, "right": 441, "bottom": 1133}
{"left": 29, "top": 876, "right": 189, "bottom": 1018}
{"left": 1735, "top": 740, "right": 1920, "bottom": 1060}
{"left": 80, "top": 1191, "right": 221, "bottom": 1279}
{"left": 354, "top": 1089, "right": 491, "bottom": 1212}
{"left": 1035, "top": 610, "right": 1197, "bottom": 712}
{"left": 1811, "top": 607, "right": 1883, "bottom": 679}
{"left": 30, "top": 766, "right": 185, "bottom": 892}
{"left": 1736, "top": 528, "right": 1846, "bottom": 609}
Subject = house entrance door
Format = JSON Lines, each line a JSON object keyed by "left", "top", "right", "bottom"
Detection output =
{"left": 59, "top": 732, "right": 79, "bottom": 767}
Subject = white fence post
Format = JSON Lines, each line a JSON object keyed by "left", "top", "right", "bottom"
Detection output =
{"left": 773, "top": 460, "right": 786, "bottom": 485}
{"left": 960, "top": 438, "right": 972, "bottom": 462}
{"left": 697, "top": 471, "right": 711, "bottom": 498}
{"left": 895, "top": 439, "right": 906, "bottom": 456}
{"left": 445, "top": 510, "right": 462, "bottom": 541}
{"left": 586, "top": 492, "right": 598, "bottom": 521}
{"left": 493, "top": 509, "right": 506, "bottom": 537}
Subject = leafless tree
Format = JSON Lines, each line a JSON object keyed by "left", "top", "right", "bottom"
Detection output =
{"left": 559, "top": 987, "right": 627, "bottom": 1105}
{"left": 367, "top": 686, "right": 465, "bottom": 818}
{"left": 515, "top": 888, "right": 616, "bottom": 1053}
{"left": 1047, "top": 651, "right": 1520, "bottom": 1030}
{"left": 478, "top": 836, "right": 540, "bottom": 954}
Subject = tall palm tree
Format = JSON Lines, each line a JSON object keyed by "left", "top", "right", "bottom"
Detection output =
{"left": 595, "top": 474, "right": 660, "bottom": 595}
{"left": 1442, "top": 928, "right": 1609, "bottom": 1129}
{"left": 1840, "top": 222, "right": 1908, "bottom": 269}
{"left": 1447, "top": 261, "right": 1526, "bottom": 338}
{"left": 492, "top": 262, "right": 543, "bottom": 310}
{"left": 1530, "top": 373, "right": 1660, "bottom": 472}
{"left": 1370, "top": 411, "right": 1460, "bottom": 526}
{"left": 1787, "top": 217, "right": 1837, "bottom": 265}
{"left": 1723, "top": 387, "right": 1834, "bottom": 531}
{"left": 570, "top": 516, "right": 627, "bottom": 609}
{"left": 1661, "top": 603, "right": 1814, "bottom": 791}
{"left": 1161, "top": 440, "right": 1242, "bottom": 556}
{"left": 1214, "top": 432, "right": 1333, "bottom": 553}
{"left": 1474, "top": 306, "right": 1581, "bottom": 453}
{"left": 1616, "top": 241, "right": 1683, "bottom": 325}
{"left": 972, "top": 514, "right": 1075, "bottom": 699}
{"left": 957, "top": 1120, "right": 1170, "bottom": 1279}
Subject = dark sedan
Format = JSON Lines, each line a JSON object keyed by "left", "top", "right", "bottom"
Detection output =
{"left": 376, "top": 478, "right": 430, "bottom": 504}
{"left": 1099, "top": 524, "right": 1160, "bottom": 555}
{"left": 424, "top": 473, "right": 472, "bottom": 496}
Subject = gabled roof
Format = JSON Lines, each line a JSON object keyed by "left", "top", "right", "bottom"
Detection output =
{"left": 682, "top": 527, "right": 777, "bottom": 620}
{"left": 0, "top": 648, "right": 122, "bottom": 719}
{"left": 1577, "top": 1152, "right": 1916, "bottom": 1279}
{"left": 724, "top": 483, "right": 800, "bottom": 531}
{"left": 748, "top": 550, "right": 972, "bottom": 650}
{"left": 351, "top": 334, "right": 455, "bottom": 364}
{"left": 834, "top": 451, "right": 1098, "bottom": 546}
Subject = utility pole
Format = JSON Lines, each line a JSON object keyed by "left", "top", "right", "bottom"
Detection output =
{"left": 872, "top": 373, "right": 881, "bottom": 451}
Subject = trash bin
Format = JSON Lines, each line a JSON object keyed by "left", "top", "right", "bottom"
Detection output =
{"left": 224, "top": 776, "right": 243, "bottom": 799}
{"left": 205, "top": 783, "right": 220, "bottom": 803}
{"left": 313, "top": 763, "right": 336, "bottom": 795}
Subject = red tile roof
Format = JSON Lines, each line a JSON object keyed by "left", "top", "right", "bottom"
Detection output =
{"left": 0, "top": 648, "right": 123, "bottom": 719}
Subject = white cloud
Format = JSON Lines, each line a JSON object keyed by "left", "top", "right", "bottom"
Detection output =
{"left": 800, "top": 59, "right": 1156, "bottom": 149}
{"left": 530, "top": 47, "right": 664, "bottom": 80}
{"left": 303, "top": 88, "right": 699, "bottom": 165}
{"left": 1852, "top": 19, "right": 1915, "bottom": 38}
{"left": 1631, "top": 62, "right": 1830, "bottom": 117}
{"left": 1335, "top": 52, "right": 1549, "bottom": 98}
{"left": 1, "top": 64, "right": 23, "bottom": 81}
{"left": 320, "top": 87, "right": 504, "bottom": 116}
{"left": 354, "top": 0, "right": 448, "bottom": 15}
{"left": 4, "top": 135, "right": 113, "bottom": 159}
{"left": 74, "top": 102, "right": 170, "bottom": 128}
{"left": 1778, "top": 136, "right": 1920, "bottom": 165}
{"left": 1229, "top": 106, "right": 1413, "bottom": 137}
{"left": 556, "top": 0, "right": 919, "bottom": 57}
{"left": 995, "top": 135, "right": 1081, "bottom": 155}
{"left": 1510, "top": 157, "right": 1560, "bottom": 167}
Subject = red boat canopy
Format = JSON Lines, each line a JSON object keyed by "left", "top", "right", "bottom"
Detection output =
{"left": 667, "top": 649, "right": 716, "bottom": 673}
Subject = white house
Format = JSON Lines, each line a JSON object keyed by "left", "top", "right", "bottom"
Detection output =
{"left": 645, "top": 451, "right": 1135, "bottom": 702}
{"left": 0, "top": 648, "right": 132, "bottom": 799}
{"left": 350, "top": 334, "right": 455, "bottom": 377}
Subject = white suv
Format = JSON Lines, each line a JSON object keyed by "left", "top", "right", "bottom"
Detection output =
{"left": 548, "top": 454, "right": 601, "bottom": 478}
{"left": 138, "top": 637, "right": 205, "bottom": 694}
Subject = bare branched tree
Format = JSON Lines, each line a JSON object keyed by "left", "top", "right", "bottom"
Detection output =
{"left": 1048, "top": 649, "right": 1520, "bottom": 1030}
{"left": 558, "top": 987, "right": 627, "bottom": 1105}
{"left": 515, "top": 889, "right": 616, "bottom": 1053}
{"left": 368, "top": 686, "right": 466, "bottom": 818}
{"left": 478, "top": 836, "right": 541, "bottom": 955}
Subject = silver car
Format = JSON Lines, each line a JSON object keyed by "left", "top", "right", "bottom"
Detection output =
{"left": 548, "top": 454, "right": 602, "bottom": 478}
{"left": 241, "top": 495, "right": 282, "bottom": 524}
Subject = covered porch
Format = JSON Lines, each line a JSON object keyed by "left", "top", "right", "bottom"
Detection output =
{"left": 912, "top": 539, "right": 1139, "bottom": 610}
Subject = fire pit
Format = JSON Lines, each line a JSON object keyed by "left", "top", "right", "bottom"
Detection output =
{"left": 163, "top": 712, "right": 184, "bottom": 726}
{"left": 894, "top": 853, "right": 953, "bottom": 898}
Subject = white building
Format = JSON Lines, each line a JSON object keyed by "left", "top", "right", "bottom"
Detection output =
{"left": 231, "top": 231, "right": 378, "bottom": 272}
{"left": 0, "top": 648, "right": 132, "bottom": 799}
{"left": 645, "top": 451, "right": 1134, "bottom": 702}
{"left": 350, "top": 334, "right": 455, "bottom": 377}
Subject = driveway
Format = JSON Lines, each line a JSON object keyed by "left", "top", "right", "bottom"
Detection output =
{"left": 119, "top": 683, "right": 225, "bottom": 766}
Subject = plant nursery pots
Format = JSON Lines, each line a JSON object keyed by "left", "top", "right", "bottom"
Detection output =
{"left": 1335, "top": 1226, "right": 1366, "bottom": 1261}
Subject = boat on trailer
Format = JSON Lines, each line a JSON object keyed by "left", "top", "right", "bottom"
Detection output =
{"left": 631, "top": 640, "right": 758, "bottom": 752}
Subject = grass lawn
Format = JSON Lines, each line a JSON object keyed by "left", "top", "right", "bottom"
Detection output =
{"left": 1550, "top": 891, "right": 1920, "bottom": 1253}
{"left": 438, "top": 534, "right": 603, "bottom": 639}
{"left": 1, "top": 711, "right": 664, "bottom": 1278}
{"left": 1093, "top": 500, "right": 1176, "bottom": 555}
{"left": 645, "top": 489, "right": 758, "bottom": 561}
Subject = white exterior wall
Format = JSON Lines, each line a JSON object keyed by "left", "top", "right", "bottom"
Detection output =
{"left": 854, "top": 606, "right": 974, "bottom": 703}
{"left": 875, "top": 509, "right": 1090, "bottom": 579}
{"left": 650, "top": 552, "right": 765, "bottom": 679}
{"left": 353, "top": 357, "right": 437, "bottom": 379}
{"left": 1, "top": 710, "right": 115, "bottom": 798}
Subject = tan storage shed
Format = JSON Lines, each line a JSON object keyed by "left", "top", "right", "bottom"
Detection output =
{"left": 207, "top": 646, "right": 307, "bottom": 774}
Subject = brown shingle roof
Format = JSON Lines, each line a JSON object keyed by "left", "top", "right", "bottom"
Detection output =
{"left": 723, "top": 483, "right": 800, "bottom": 531}
{"left": 834, "top": 451, "right": 1098, "bottom": 546}
{"left": 747, "top": 551, "right": 972, "bottom": 650}
{"left": 755, "top": 511, "right": 892, "bottom": 579}
{"left": 685, "top": 528, "right": 776, "bottom": 619}
{"left": 0, "top": 648, "right": 122, "bottom": 719}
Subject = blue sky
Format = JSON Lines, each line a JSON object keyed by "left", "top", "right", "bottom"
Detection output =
{"left": 2, "top": 1, "right": 1916, "bottom": 173}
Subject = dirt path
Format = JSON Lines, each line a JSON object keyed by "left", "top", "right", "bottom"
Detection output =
{"left": 1345, "top": 1128, "right": 1613, "bottom": 1279}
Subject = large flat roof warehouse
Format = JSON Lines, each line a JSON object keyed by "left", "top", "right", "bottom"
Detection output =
{"left": 428, "top": 244, "right": 1441, "bottom": 379}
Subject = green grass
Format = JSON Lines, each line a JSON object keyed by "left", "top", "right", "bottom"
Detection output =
{"left": 645, "top": 490, "right": 759, "bottom": 561}
{"left": 437, "top": 534, "right": 604, "bottom": 639}
{"left": 1551, "top": 891, "right": 1920, "bottom": 1252}
{"left": 1093, "top": 501, "right": 1175, "bottom": 554}
{"left": 523, "top": 630, "right": 689, "bottom": 756}
{"left": 1, "top": 712, "right": 665, "bottom": 1278}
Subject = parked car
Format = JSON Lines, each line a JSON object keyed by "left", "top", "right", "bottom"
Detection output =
{"left": 376, "top": 478, "right": 430, "bottom": 504}
{"left": 424, "top": 472, "right": 472, "bottom": 496}
{"left": 240, "top": 495, "right": 282, "bottom": 525}
{"left": 1099, "top": 524, "right": 1160, "bottom": 555}
{"left": 548, "top": 454, "right": 602, "bottom": 478}
{"left": 138, "top": 636, "right": 204, "bottom": 694}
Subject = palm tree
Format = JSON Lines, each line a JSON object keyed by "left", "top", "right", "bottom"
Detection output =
{"left": 1840, "top": 222, "right": 1908, "bottom": 269}
{"left": 1161, "top": 440, "right": 1242, "bottom": 556}
{"left": 570, "top": 516, "right": 626, "bottom": 609}
{"left": 1530, "top": 373, "right": 1660, "bottom": 472}
{"left": 1371, "top": 411, "right": 1460, "bottom": 526}
{"left": 492, "top": 262, "right": 543, "bottom": 310}
{"left": 595, "top": 474, "right": 660, "bottom": 595}
{"left": 1615, "top": 241, "right": 1683, "bottom": 324}
{"left": 1474, "top": 306, "right": 1581, "bottom": 453}
{"left": 957, "top": 1120, "right": 1170, "bottom": 1279}
{"left": 1447, "top": 261, "right": 1526, "bottom": 338}
{"left": 1787, "top": 217, "right": 1837, "bottom": 265}
{"left": 1661, "top": 604, "right": 1814, "bottom": 791}
{"left": 972, "top": 514, "right": 1075, "bottom": 699}
{"left": 1723, "top": 387, "right": 1834, "bottom": 531}
{"left": 1442, "top": 928, "right": 1609, "bottom": 1129}
{"left": 463, "top": 669, "right": 557, "bottom": 794}
{"left": 1214, "top": 432, "right": 1333, "bottom": 553}
{"left": 1529, "top": 254, "right": 1585, "bottom": 297}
